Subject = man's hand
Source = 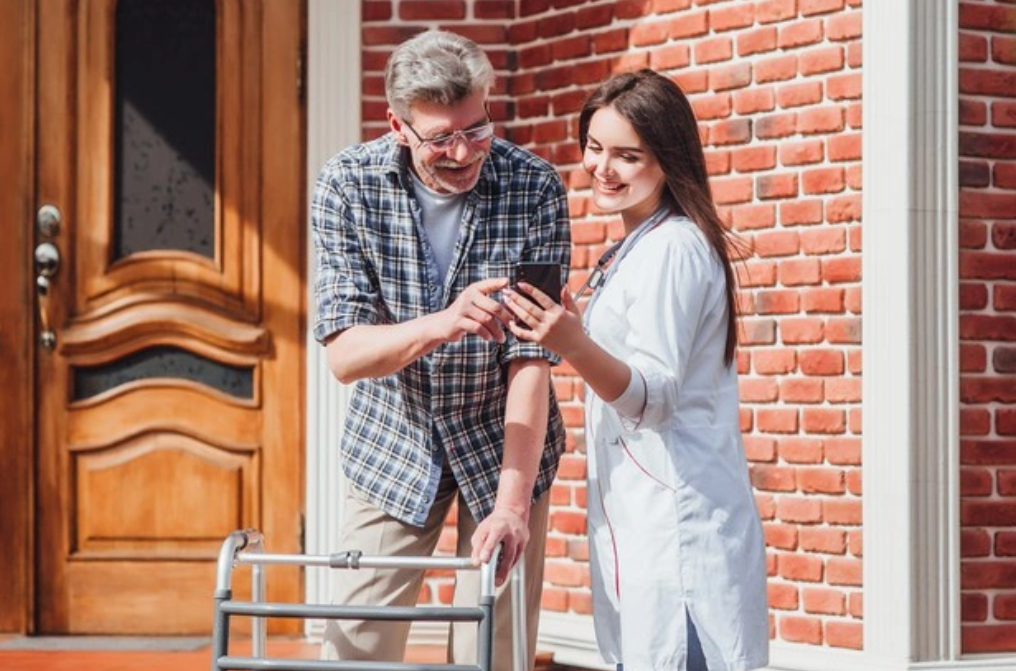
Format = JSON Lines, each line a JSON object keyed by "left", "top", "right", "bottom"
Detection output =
{"left": 470, "top": 505, "right": 530, "bottom": 587}
{"left": 439, "top": 278, "right": 512, "bottom": 344}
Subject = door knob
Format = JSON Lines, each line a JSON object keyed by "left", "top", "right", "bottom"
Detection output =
{"left": 34, "top": 242, "right": 60, "bottom": 350}
{"left": 34, "top": 242, "right": 60, "bottom": 278}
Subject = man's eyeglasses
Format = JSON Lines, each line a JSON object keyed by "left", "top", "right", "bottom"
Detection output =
{"left": 403, "top": 115, "right": 494, "bottom": 152}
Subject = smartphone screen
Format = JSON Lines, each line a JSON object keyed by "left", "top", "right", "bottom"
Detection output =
{"left": 512, "top": 262, "right": 563, "bottom": 305}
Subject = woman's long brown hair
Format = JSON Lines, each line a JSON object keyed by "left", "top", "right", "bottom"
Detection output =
{"left": 579, "top": 69, "right": 741, "bottom": 367}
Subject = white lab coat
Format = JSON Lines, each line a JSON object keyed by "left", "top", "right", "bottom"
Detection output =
{"left": 584, "top": 215, "right": 769, "bottom": 671}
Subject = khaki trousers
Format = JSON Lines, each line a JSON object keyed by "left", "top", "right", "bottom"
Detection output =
{"left": 320, "top": 484, "right": 550, "bottom": 671}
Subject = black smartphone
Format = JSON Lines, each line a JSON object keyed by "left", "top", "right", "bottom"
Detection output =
{"left": 512, "top": 262, "right": 563, "bottom": 305}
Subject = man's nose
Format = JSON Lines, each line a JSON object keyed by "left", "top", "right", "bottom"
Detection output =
{"left": 446, "top": 135, "right": 472, "bottom": 162}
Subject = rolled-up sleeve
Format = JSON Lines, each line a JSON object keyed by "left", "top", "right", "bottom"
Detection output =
{"left": 311, "top": 161, "right": 380, "bottom": 343}
{"left": 501, "top": 175, "right": 572, "bottom": 366}
{"left": 622, "top": 232, "right": 712, "bottom": 432}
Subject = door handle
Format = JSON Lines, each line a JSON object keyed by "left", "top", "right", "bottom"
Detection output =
{"left": 34, "top": 241, "right": 60, "bottom": 350}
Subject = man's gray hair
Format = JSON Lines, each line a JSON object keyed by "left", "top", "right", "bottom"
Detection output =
{"left": 385, "top": 30, "right": 495, "bottom": 120}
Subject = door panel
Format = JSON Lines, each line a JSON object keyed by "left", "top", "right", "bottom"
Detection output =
{"left": 35, "top": 0, "right": 304, "bottom": 634}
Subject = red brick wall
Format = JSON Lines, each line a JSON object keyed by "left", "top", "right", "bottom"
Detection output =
{"left": 361, "top": 0, "right": 864, "bottom": 653}
{"left": 958, "top": 0, "right": 1016, "bottom": 655}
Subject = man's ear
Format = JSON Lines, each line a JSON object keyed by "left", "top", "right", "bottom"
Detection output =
{"left": 387, "top": 109, "right": 409, "bottom": 145}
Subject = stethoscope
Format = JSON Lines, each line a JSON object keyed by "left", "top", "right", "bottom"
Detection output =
{"left": 572, "top": 206, "right": 673, "bottom": 305}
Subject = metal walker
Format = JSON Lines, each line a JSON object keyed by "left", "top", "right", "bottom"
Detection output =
{"left": 211, "top": 529, "right": 528, "bottom": 671}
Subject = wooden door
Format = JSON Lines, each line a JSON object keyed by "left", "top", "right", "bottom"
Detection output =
{"left": 34, "top": 0, "right": 305, "bottom": 634}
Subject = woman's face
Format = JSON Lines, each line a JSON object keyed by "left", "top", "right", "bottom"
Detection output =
{"left": 582, "top": 105, "right": 666, "bottom": 230}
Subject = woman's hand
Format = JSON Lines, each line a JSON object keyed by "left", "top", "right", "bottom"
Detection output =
{"left": 503, "top": 282, "right": 586, "bottom": 357}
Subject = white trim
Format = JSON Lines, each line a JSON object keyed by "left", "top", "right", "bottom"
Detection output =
{"left": 538, "top": 613, "right": 612, "bottom": 670}
{"left": 304, "top": 0, "right": 360, "bottom": 637}
{"left": 862, "top": 0, "right": 959, "bottom": 666}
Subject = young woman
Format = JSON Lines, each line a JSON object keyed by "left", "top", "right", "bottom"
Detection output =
{"left": 504, "top": 69, "right": 769, "bottom": 671}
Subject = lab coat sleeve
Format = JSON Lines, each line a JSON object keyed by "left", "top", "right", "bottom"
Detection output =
{"left": 621, "top": 229, "right": 713, "bottom": 432}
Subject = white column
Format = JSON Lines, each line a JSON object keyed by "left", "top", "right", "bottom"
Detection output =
{"left": 304, "top": 0, "right": 360, "bottom": 633}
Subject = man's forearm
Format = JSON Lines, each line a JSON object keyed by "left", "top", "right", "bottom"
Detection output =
{"left": 495, "top": 358, "right": 551, "bottom": 519}
{"left": 325, "top": 314, "right": 446, "bottom": 383}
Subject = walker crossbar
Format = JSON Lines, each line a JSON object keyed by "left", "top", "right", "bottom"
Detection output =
{"left": 211, "top": 529, "right": 526, "bottom": 671}
{"left": 221, "top": 602, "right": 485, "bottom": 622}
{"left": 217, "top": 658, "right": 482, "bottom": 671}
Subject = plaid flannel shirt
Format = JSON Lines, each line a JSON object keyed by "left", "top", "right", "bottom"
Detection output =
{"left": 312, "top": 134, "right": 571, "bottom": 527}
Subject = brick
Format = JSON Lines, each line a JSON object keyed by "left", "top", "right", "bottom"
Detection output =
{"left": 799, "top": 468, "right": 846, "bottom": 494}
{"left": 800, "top": 527, "right": 847, "bottom": 554}
{"left": 757, "top": 113, "right": 799, "bottom": 139}
{"left": 673, "top": 69, "right": 710, "bottom": 94}
{"left": 737, "top": 259, "right": 777, "bottom": 287}
{"left": 757, "top": 289, "right": 801, "bottom": 314}
{"left": 738, "top": 26, "right": 778, "bottom": 57}
{"left": 799, "top": 107, "right": 846, "bottom": 134}
{"left": 695, "top": 36, "right": 734, "bottom": 64}
{"left": 961, "top": 562, "right": 1016, "bottom": 590}
{"left": 800, "top": 349, "right": 845, "bottom": 376}
{"left": 996, "top": 347, "right": 1016, "bottom": 373}
{"left": 757, "top": 173, "right": 799, "bottom": 199}
{"left": 960, "top": 33, "right": 989, "bottom": 63}
{"left": 827, "top": 11, "right": 862, "bottom": 41}
{"left": 777, "top": 439, "right": 822, "bottom": 465}
{"left": 781, "top": 200, "right": 825, "bottom": 226}
{"left": 959, "top": 3, "right": 1016, "bottom": 33}
{"left": 779, "top": 19, "right": 824, "bottom": 49}
{"left": 758, "top": 408, "right": 800, "bottom": 433}
{"left": 732, "top": 203, "right": 777, "bottom": 230}
{"left": 733, "top": 146, "right": 778, "bottom": 172}
{"left": 996, "top": 164, "right": 1016, "bottom": 189}
{"left": 692, "top": 94, "right": 733, "bottom": 121}
{"left": 800, "top": 46, "right": 845, "bottom": 75}
{"left": 826, "top": 621, "right": 862, "bottom": 650}
{"left": 765, "top": 523, "right": 800, "bottom": 550}
{"left": 780, "top": 318, "right": 825, "bottom": 346}
{"left": 741, "top": 376, "right": 780, "bottom": 403}
{"left": 993, "top": 101, "right": 1016, "bottom": 128}
{"left": 754, "top": 349, "right": 798, "bottom": 374}
{"left": 740, "top": 318, "right": 778, "bottom": 345}
{"left": 822, "top": 256, "right": 861, "bottom": 283}
{"left": 778, "top": 81, "right": 824, "bottom": 109}
{"left": 803, "top": 587, "right": 846, "bottom": 616}
{"left": 800, "top": 0, "right": 844, "bottom": 16}
{"left": 631, "top": 20, "right": 669, "bottom": 47}
{"left": 780, "top": 376, "right": 824, "bottom": 402}
{"left": 962, "top": 501, "right": 1016, "bottom": 527}
{"left": 711, "top": 62, "right": 753, "bottom": 92}
{"left": 802, "top": 408, "right": 846, "bottom": 434}
{"left": 711, "top": 175, "right": 754, "bottom": 203}
{"left": 780, "top": 615, "right": 823, "bottom": 644}
{"left": 961, "top": 408, "right": 992, "bottom": 437}
{"left": 962, "top": 439, "right": 1016, "bottom": 465}
{"left": 734, "top": 87, "right": 776, "bottom": 115}
{"left": 757, "top": 0, "right": 798, "bottom": 25}
{"left": 768, "top": 581, "right": 800, "bottom": 609}
{"left": 826, "top": 437, "right": 860, "bottom": 465}
{"left": 776, "top": 140, "right": 824, "bottom": 166}
{"left": 828, "top": 133, "right": 861, "bottom": 161}
{"left": 779, "top": 552, "right": 825, "bottom": 581}
{"left": 827, "top": 557, "right": 862, "bottom": 586}
{"left": 710, "top": 3, "right": 756, "bottom": 32}
{"left": 568, "top": 6, "right": 611, "bottom": 31}
{"left": 961, "top": 68, "right": 1016, "bottom": 98}
{"left": 961, "top": 131, "right": 1016, "bottom": 160}
{"left": 961, "top": 529, "right": 992, "bottom": 558}
{"left": 475, "top": 0, "right": 515, "bottom": 20}
{"left": 668, "top": 10, "right": 710, "bottom": 39}
{"left": 801, "top": 227, "right": 847, "bottom": 254}
{"left": 649, "top": 42, "right": 691, "bottom": 69}
{"left": 962, "top": 624, "right": 1016, "bottom": 654}
{"left": 998, "top": 284, "right": 1016, "bottom": 310}
{"left": 827, "top": 194, "right": 862, "bottom": 223}
{"left": 780, "top": 258, "right": 823, "bottom": 286}
{"left": 962, "top": 593, "right": 989, "bottom": 621}
{"left": 825, "top": 376, "right": 861, "bottom": 402}
{"left": 994, "top": 35, "right": 1016, "bottom": 67}
{"left": 745, "top": 436, "right": 778, "bottom": 462}
{"left": 399, "top": 1, "right": 466, "bottom": 20}
{"left": 756, "top": 55, "right": 799, "bottom": 83}
{"left": 802, "top": 167, "right": 846, "bottom": 194}
{"left": 751, "top": 465, "right": 797, "bottom": 492}
{"left": 828, "top": 72, "right": 862, "bottom": 100}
